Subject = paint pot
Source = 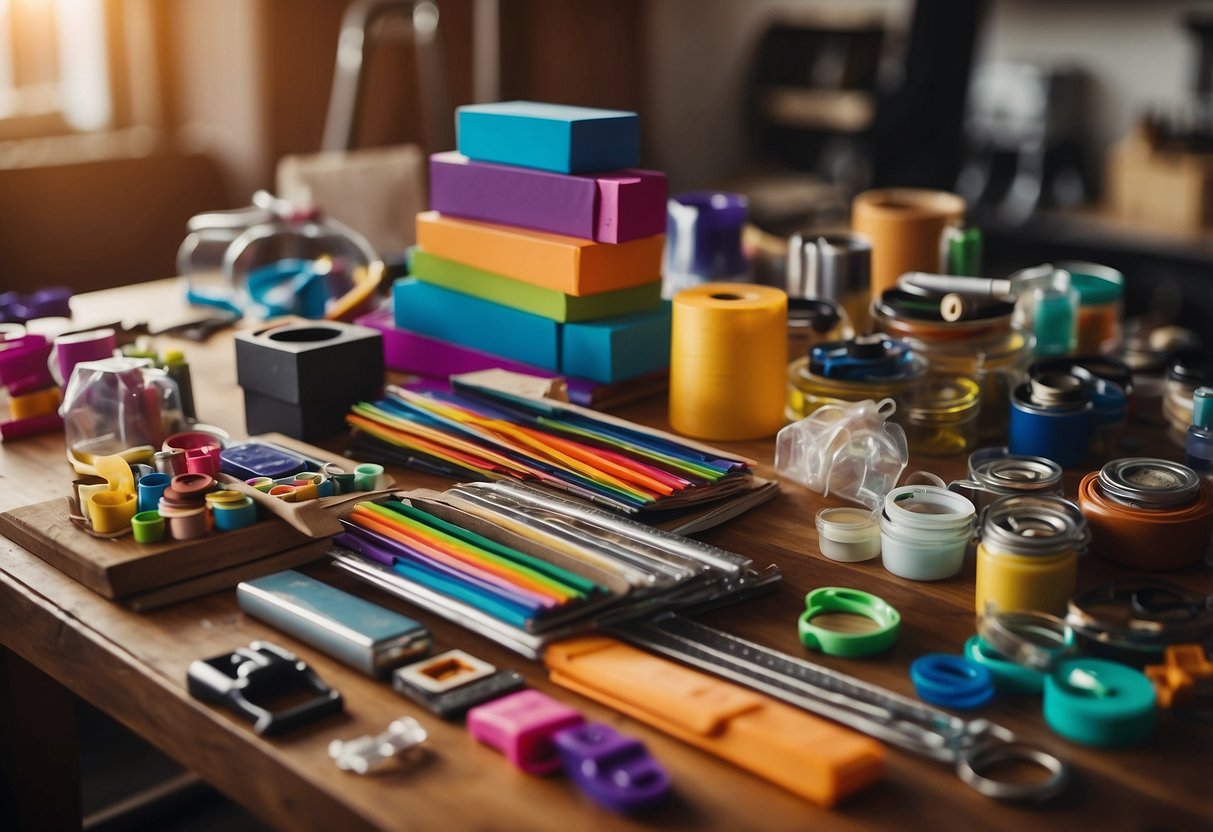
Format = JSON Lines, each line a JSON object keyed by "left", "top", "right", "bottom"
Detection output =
{"left": 1078, "top": 458, "right": 1213, "bottom": 570}
{"left": 815, "top": 508, "right": 881, "bottom": 562}
{"left": 879, "top": 485, "right": 976, "bottom": 580}
{"left": 948, "top": 447, "right": 1064, "bottom": 512}
{"left": 1008, "top": 374, "right": 1094, "bottom": 468}
{"left": 975, "top": 495, "right": 1087, "bottom": 616}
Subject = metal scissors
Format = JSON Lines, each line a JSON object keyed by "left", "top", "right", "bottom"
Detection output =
{"left": 617, "top": 614, "right": 1070, "bottom": 802}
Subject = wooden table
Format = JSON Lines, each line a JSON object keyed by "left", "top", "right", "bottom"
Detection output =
{"left": 1, "top": 279, "right": 1210, "bottom": 831}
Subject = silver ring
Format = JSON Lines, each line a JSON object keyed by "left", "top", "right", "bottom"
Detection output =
{"left": 978, "top": 609, "right": 1074, "bottom": 671}
{"left": 957, "top": 740, "right": 1070, "bottom": 801}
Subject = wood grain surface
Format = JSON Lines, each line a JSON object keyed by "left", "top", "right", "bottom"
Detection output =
{"left": 0, "top": 279, "right": 1210, "bottom": 831}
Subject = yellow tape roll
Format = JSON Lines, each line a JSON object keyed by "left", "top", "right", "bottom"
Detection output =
{"left": 670, "top": 283, "right": 788, "bottom": 440}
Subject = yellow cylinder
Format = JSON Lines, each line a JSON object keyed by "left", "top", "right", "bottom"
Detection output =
{"left": 851, "top": 189, "right": 966, "bottom": 302}
{"left": 88, "top": 490, "right": 138, "bottom": 534}
{"left": 975, "top": 542, "right": 1077, "bottom": 616}
{"left": 669, "top": 283, "right": 788, "bottom": 441}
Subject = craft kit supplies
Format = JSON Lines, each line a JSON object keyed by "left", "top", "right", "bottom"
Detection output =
{"left": 669, "top": 283, "right": 787, "bottom": 440}
{"left": 850, "top": 188, "right": 966, "bottom": 301}
{"left": 974, "top": 495, "right": 1087, "bottom": 616}
{"left": 814, "top": 508, "right": 881, "bottom": 562}
{"left": 910, "top": 654, "right": 995, "bottom": 709}
{"left": 1043, "top": 659, "right": 1156, "bottom": 748}
{"left": 663, "top": 191, "right": 749, "bottom": 294}
{"left": 456, "top": 101, "right": 640, "bottom": 174}
{"left": 428, "top": 151, "right": 666, "bottom": 243}
{"left": 1009, "top": 374, "right": 1095, "bottom": 468}
{"left": 879, "top": 485, "right": 976, "bottom": 581}
{"left": 1065, "top": 580, "right": 1213, "bottom": 666}
{"left": 797, "top": 587, "right": 900, "bottom": 657}
{"left": 787, "top": 334, "right": 927, "bottom": 421}
{"left": 1078, "top": 458, "right": 1213, "bottom": 570}
{"left": 346, "top": 381, "right": 758, "bottom": 514}
{"left": 948, "top": 446, "right": 1064, "bottom": 511}
{"left": 777, "top": 398, "right": 908, "bottom": 511}
{"left": 785, "top": 232, "right": 871, "bottom": 334}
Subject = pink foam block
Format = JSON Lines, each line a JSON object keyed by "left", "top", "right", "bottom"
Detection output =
{"left": 466, "top": 690, "right": 584, "bottom": 775}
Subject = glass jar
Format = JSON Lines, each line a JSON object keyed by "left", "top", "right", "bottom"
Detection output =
{"left": 786, "top": 334, "right": 926, "bottom": 420}
{"left": 975, "top": 495, "right": 1087, "bottom": 616}
{"left": 899, "top": 375, "right": 981, "bottom": 456}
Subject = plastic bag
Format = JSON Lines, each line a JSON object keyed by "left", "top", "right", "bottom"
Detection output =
{"left": 775, "top": 398, "right": 908, "bottom": 509}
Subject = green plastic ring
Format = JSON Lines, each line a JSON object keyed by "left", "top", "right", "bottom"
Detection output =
{"left": 130, "top": 510, "right": 166, "bottom": 544}
{"left": 798, "top": 587, "right": 900, "bottom": 658}
{"left": 963, "top": 635, "right": 1046, "bottom": 694}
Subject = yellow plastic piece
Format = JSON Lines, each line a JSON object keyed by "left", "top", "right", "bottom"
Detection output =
{"left": 1144, "top": 644, "right": 1213, "bottom": 708}
{"left": 88, "top": 490, "right": 137, "bottom": 533}
{"left": 544, "top": 636, "right": 885, "bottom": 807}
{"left": 9, "top": 386, "right": 61, "bottom": 420}
{"left": 94, "top": 453, "right": 135, "bottom": 497}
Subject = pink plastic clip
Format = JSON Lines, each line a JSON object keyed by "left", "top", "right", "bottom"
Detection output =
{"left": 466, "top": 690, "right": 583, "bottom": 775}
{"left": 185, "top": 445, "right": 221, "bottom": 476}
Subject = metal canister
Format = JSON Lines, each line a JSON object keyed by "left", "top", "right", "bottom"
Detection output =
{"left": 1095, "top": 458, "right": 1201, "bottom": 509}
{"left": 786, "top": 232, "right": 871, "bottom": 333}
{"left": 1008, "top": 374, "right": 1094, "bottom": 468}
{"left": 975, "top": 495, "right": 1088, "bottom": 616}
{"left": 949, "top": 447, "right": 1064, "bottom": 511}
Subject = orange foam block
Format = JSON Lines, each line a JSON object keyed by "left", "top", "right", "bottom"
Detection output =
{"left": 415, "top": 211, "right": 664, "bottom": 297}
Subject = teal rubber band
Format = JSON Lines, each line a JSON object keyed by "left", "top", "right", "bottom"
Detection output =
{"left": 1044, "top": 658, "right": 1155, "bottom": 748}
{"left": 964, "top": 635, "right": 1045, "bottom": 695}
{"left": 797, "top": 587, "right": 900, "bottom": 658}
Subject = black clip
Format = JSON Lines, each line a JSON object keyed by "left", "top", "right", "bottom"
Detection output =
{"left": 187, "top": 641, "right": 343, "bottom": 735}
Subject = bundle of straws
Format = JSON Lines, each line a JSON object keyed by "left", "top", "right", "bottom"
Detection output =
{"left": 346, "top": 383, "right": 755, "bottom": 513}
{"left": 337, "top": 499, "right": 607, "bottom": 630}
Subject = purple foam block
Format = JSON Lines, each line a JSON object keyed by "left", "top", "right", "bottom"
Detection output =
{"left": 357, "top": 309, "right": 556, "bottom": 378}
{"left": 428, "top": 151, "right": 667, "bottom": 244}
{"left": 553, "top": 723, "right": 671, "bottom": 813}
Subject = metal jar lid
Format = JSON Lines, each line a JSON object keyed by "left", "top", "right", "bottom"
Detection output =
{"left": 973, "top": 452, "right": 1063, "bottom": 495}
{"left": 1097, "top": 458, "right": 1201, "bottom": 509}
{"left": 981, "top": 495, "right": 1088, "bottom": 557}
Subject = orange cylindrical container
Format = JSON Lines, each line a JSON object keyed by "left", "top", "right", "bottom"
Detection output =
{"left": 851, "top": 189, "right": 966, "bottom": 302}
{"left": 1078, "top": 462, "right": 1213, "bottom": 571}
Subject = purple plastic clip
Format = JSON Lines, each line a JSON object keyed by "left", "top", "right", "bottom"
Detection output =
{"left": 552, "top": 723, "right": 671, "bottom": 813}
{"left": 466, "top": 690, "right": 583, "bottom": 775}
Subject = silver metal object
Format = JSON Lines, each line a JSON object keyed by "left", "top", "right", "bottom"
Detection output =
{"left": 977, "top": 609, "right": 1074, "bottom": 671}
{"left": 978, "top": 495, "right": 1089, "bottom": 558}
{"left": 1097, "top": 458, "right": 1201, "bottom": 509}
{"left": 949, "top": 447, "right": 1063, "bottom": 510}
{"left": 1029, "top": 373, "right": 1084, "bottom": 407}
{"left": 615, "top": 614, "right": 1070, "bottom": 802}
{"left": 786, "top": 232, "right": 871, "bottom": 301}
{"left": 329, "top": 717, "right": 427, "bottom": 774}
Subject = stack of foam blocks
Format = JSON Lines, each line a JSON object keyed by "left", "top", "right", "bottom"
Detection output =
{"left": 358, "top": 101, "right": 670, "bottom": 406}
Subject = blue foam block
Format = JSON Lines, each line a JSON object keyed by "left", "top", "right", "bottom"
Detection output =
{"left": 560, "top": 303, "right": 671, "bottom": 384}
{"left": 456, "top": 101, "right": 639, "bottom": 174}
{"left": 392, "top": 278, "right": 560, "bottom": 371}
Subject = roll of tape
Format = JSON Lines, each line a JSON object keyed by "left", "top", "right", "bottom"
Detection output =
{"left": 354, "top": 463, "right": 384, "bottom": 492}
{"left": 851, "top": 189, "right": 965, "bottom": 301}
{"left": 88, "top": 490, "right": 137, "bottom": 534}
{"left": 669, "top": 283, "right": 787, "bottom": 440}
{"left": 130, "top": 510, "right": 167, "bottom": 544}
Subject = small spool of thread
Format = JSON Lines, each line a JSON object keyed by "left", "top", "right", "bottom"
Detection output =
{"left": 154, "top": 449, "right": 187, "bottom": 477}
{"left": 669, "top": 283, "right": 788, "bottom": 441}
{"left": 354, "top": 463, "right": 384, "bottom": 492}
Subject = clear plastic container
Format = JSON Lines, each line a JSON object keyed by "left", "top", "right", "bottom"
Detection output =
{"left": 815, "top": 507, "right": 881, "bottom": 562}
{"left": 60, "top": 357, "right": 185, "bottom": 471}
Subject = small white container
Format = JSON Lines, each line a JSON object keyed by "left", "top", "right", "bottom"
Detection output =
{"left": 880, "top": 485, "right": 976, "bottom": 580}
{"left": 815, "top": 508, "right": 881, "bottom": 562}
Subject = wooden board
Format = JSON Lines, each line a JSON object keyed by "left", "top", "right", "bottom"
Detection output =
{"left": 0, "top": 498, "right": 318, "bottom": 599}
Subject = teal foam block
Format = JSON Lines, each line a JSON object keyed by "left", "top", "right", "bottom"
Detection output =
{"left": 560, "top": 303, "right": 671, "bottom": 384}
{"left": 456, "top": 101, "right": 639, "bottom": 174}
{"left": 392, "top": 278, "right": 560, "bottom": 371}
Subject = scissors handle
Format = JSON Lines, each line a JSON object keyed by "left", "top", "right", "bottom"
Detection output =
{"left": 955, "top": 722, "right": 1070, "bottom": 801}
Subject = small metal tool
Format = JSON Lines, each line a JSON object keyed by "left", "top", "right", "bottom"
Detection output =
{"left": 615, "top": 614, "right": 1070, "bottom": 802}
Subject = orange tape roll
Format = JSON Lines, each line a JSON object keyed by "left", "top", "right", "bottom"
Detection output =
{"left": 852, "top": 189, "right": 965, "bottom": 302}
{"left": 669, "top": 283, "right": 787, "bottom": 441}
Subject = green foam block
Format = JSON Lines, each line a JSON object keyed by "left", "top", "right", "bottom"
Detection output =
{"left": 410, "top": 248, "right": 662, "bottom": 323}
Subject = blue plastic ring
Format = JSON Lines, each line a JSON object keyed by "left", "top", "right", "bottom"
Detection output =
{"left": 910, "top": 654, "right": 995, "bottom": 709}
